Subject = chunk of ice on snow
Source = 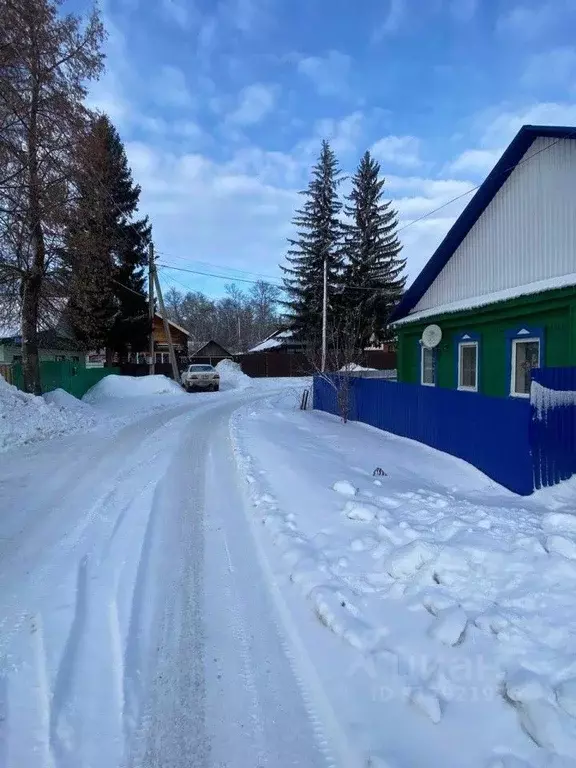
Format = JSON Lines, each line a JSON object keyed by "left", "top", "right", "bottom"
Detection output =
{"left": 429, "top": 606, "right": 468, "bottom": 646}
{"left": 543, "top": 513, "right": 576, "bottom": 534}
{"left": 333, "top": 480, "right": 357, "bottom": 497}
{"left": 344, "top": 501, "right": 377, "bottom": 522}
{"left": 515, "top": 699, "right": 576, "bottom": 756}
{"left": 545, "top": 535, "right": 576, "bottom": 560}
{"left": 408, "top": 687, "right": 442, "bottom": 723}
{"left": 505, "top": 669, "right": 549, "bottom": 704}
{"left": 556, "top": 678, "right": 576, "bottom": 719}
{"left": 385, "top": 541, "right": 437, "bottom": 579}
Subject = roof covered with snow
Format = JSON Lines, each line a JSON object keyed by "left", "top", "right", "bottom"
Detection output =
{"left": 390, "top": 125, "right": 576, "bottom": 324}
{"left": 248, "top": 328, "right": 296, "bottom": 353}
{"left": 393, "top": 273, "right": 576, "bottom": 326}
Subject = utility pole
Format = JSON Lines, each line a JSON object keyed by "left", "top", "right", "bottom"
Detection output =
{"left": 153, "top": 268, "right": 180, "bottom": 383}
{"left": 321, "top": 256, "right": 328, "bottom": 373}
{"left": 148, "top": 242, "right": 155, "bottom": 375}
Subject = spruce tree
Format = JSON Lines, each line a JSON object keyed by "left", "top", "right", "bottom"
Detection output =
{"left": 281, "top": 140, "right": 344, "bottom": 344}
{"left": 67, "top": 115, "right": 151, "bottom": 361}
{"left": 343, "top": 150, "right": 405, "bottom": 347}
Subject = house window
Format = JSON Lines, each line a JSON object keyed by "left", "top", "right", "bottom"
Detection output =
{"left": 511, "top": 338, "right": 540, "bottom": 397}
{"left": 421, "top": 345, "right": 436, "bottom": 386}
{"left": 55, "top": 355, "right": 66, "bottom": 362}
{"left": 458, "top": 342, "right": 478, "bottom": 391}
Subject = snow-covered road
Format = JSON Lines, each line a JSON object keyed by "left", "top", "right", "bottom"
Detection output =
{"left": 0, "top": 392, "right": 331, "bottom": 768}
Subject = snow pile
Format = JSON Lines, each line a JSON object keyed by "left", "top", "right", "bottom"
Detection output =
{"left": 216, "top": 358, "right": 253, "bottom": 390}
{"left": 83, "top": 374, "right": 184, "bottom": 403}
{"left": 339, "top": 363, "right": 377, "bottom": 372}
{"left": 43, "top": 387, "right": 94, "bottom": 412}
{"left": 231, "top": 396, "right": 576, "bottom": 768}
{"left": 0, "top": 375, "right": 96, "bottom": 453}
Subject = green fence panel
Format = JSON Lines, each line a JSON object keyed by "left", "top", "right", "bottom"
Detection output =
{"left": 69, "top": 367, "right": 120, "bottom": 399}
{"left": 11, "top": 362, "right": 120, "bottom": 399}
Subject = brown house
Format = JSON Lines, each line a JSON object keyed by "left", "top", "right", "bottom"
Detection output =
{"left": 123, "top": 313, "right": 190, "bottom": 365}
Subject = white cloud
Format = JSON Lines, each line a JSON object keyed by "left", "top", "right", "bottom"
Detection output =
{"left": 480, "top": 102, "right": 576, "bottom": 147}
{"left": 309, "top": 111, "right": 365, "bottom": 156}
{"left": 297, "top": 51, "right": 351, "bottom": 97}
{"left": 374, "top": 0, "right": 405, "bottom": 38}
{"left": 161, "top": 0, "right": 194, "bottom": 28}
{"left": 371, "top": 135, "right": 422, "bottom": 168}
{"left": 220, "top": 0, "right": 271, "bottom": 34}
{"left": 447, "top": 148, "right": 502, "bottom": 175}
{"left": 495, "top": 2, "right": 568, "bottom": 39}
{"left": 125, "top": 141, "right": 298, "bottom": 278}
{"left": 151, "top": 65, "right": 192, "bottom": 108}
{"left": 522, "top": 47, "right": 576, "bottom": 90}
{"left": 228, "top": 83, "right": 277, "bottom": 125}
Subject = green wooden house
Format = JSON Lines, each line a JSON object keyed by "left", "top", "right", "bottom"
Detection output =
{"left": 390, "top": 125, "right": 576, "bottom": 399}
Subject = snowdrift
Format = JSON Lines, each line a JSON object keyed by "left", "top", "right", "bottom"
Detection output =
{"left": 0, "top": 375, "right": 96, "bottom": 453}
{"left": 216, "top": 359, "right": 253, "bottom": 390}
{"left": 83, "top": 374, "right": 185, "bottom": 404}
{"left": 43, "top": 387, "right": 94, "bottom": 412}
{"left": 232, "top": 399, "right": 576, "bottom": 768}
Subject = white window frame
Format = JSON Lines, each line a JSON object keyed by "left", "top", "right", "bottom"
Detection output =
{"left": 420, "top": 344, "right": 436, "bottom": 387}
{"left": 511, "top": 337, "right": 540, "bottom": 398}
{"left": 457, "top": 341, "right": 478, "bottom": 392}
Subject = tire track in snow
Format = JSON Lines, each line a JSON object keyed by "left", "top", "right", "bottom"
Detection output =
{"left": 230, "top": 405, "right": 363, "bottom": 768}
{"left": 0, "top": 406, "right": 192, "bottom": 661}
{"left": 49, "top": 556, "right": 89, "bottom": 767}
{"left": 205, "top": 413, "right": 334, "bottom": 768}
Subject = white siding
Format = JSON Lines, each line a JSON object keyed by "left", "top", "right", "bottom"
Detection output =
{"left": 412, "top": 138, "right": 576, "bottom": 315}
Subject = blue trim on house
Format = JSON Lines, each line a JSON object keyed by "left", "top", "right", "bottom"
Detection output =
{"left": 390, "top": 125, "right": 576, "bottom": 324}
{"left": 454, "top": 331, "right": 481, "bottom": 390}
{"left": 505, "top": 326, "right": 545, "bottom": 397}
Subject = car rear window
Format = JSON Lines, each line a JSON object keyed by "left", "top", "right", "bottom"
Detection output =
{"left": 188, "top": 365, "right": 214, "bottom": 372}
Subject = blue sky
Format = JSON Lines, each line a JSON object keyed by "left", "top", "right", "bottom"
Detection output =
{"left": 83, "top": 0, "right": 576, "bottom": 297}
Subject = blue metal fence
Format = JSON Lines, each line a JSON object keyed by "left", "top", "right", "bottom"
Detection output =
{"left": 313, "top": 376, "right": 534, "bottom": 495}
{"left": 531, "top": 367, "right": 576, "bottom": 490}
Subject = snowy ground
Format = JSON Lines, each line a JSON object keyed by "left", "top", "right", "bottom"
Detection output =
{"left": 232, "top": 395, "right": 576, "bottom": 768}
{"left": 2, "top": 369, "right": 576, "bottom": 768}
{"left": 0, "top": 371, "right": 326, "bottom": 768}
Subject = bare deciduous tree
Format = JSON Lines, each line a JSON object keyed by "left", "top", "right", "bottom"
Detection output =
{"left": 304, "top": 308, "right": 366, "bottom": 423}
{"left": 0, "top": 0, "right": 104, "bottom": 392}
{"left": 163, "top": 280, "right": 282, "bottom": 353}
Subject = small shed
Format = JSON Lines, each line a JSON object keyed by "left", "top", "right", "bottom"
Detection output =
{"left": 188, "top": 340, "right": 232, "bottom": 366}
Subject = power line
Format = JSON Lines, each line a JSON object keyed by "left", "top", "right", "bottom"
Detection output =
{"left": 157, "top": 261, "right": 400, "bottom": 293}
{"left": 158, "top": 262, "right": 283, "bottom": 287}
{"left": 155, "top": 251, "right": 282, "bottom": 282}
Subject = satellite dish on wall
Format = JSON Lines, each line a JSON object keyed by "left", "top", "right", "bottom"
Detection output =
{"left": 422, "top": 324, "right": 442, "bottom": 349}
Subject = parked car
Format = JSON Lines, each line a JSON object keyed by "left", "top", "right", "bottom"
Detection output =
{"left": 181, "top": 364, "right": 220, "bottom": 392}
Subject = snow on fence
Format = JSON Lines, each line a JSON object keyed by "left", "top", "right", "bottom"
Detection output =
{"left": 531, "top": 367, "right": 576, "bottom": 490}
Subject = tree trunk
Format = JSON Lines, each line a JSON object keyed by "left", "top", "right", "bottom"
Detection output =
{"left": 21, "top": 71, "right": 44, "bottom": 395}
{"left": 21, "top": 272, "right": 42, "bottom": 394}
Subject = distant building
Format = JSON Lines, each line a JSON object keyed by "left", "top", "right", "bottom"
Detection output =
{"left": 187, "top": 340, "right": 232, "bottom": 366}
{"left": 248, "top": 329, "right": 306, "bottom": 355}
